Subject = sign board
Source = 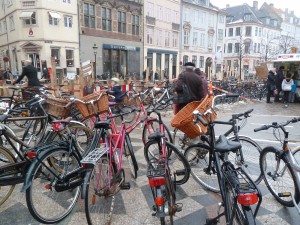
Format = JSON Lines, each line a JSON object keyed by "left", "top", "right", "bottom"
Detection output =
{"left": 255, "top": 63, "right": 268, "bottom": 79}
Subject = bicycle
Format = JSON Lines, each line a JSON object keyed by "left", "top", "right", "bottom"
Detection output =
{"left": 143, "top": 108, "right": 190, "bottom": 224}
{"left": 255, "top": 117, "right": 300, "bottom": 210}
{"left": 191, "top": 103, "right": 262, "bottom": 225}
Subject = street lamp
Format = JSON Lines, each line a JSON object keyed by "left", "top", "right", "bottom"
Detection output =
{"left": 92, "top": 43, "right": 98, "bottom": 81}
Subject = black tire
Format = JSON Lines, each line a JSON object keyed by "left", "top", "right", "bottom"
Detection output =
{"left": 25, "top": 147, "right": 81, "bottom": 224}
{"left": 227, "top": 136, "right": 262, "bottom": 185}
{"left": 0, "top": 146, "right": 17, "bottom": 206}
{"left": 10, "top": 102, "right": 30, "bottom": 128}
{"left": 144, "top": 140, "right": 190, "bottom": 185}
{"left": 165, "top": 170, "right": 175, "bottom": 225}
{"left": 125, "top": 134, "right": 138, "bottom": 179}
{"left": 22, "top": 117, "right": 47, "bottom": 147}
{"left": 142, "top": 119, "right": 173, "bottom": 144}
{"left": 121, "top": 106, "right": 137, "bottom": 124}
{"left": 184, "top": 143, "right": 220, "bottom": 192}
{"left": 85, "top": 156, "right": 115, "bottom": 225}
{"left": 260, "top": 147, "right": 299, "bottom": 207}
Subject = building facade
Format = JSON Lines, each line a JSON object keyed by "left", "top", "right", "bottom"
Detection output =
{"left": 181, "top": 0, "right": 226, "bottom": 80}
{"left": 0, "top": 0, "right": 79, "bottom": 81}
{"left": 144, "top": 0, "right": 180, "bottom": 81}
{"left": 79, "top": 0, "right": 143, "bottom": 80}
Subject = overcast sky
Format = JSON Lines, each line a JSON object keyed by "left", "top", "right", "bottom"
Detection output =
{"left": 211, "top": 0, "right": 300, "bottom": 17}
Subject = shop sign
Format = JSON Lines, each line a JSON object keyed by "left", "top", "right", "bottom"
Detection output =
{"left": 103, "top": 44, "right": 136, "bottom": 51}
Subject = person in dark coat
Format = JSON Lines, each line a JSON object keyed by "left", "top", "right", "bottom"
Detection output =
{"left": 194, "top": 68, "right": 208, "bottom": 97}
{"left": 266, "top": 70, "right": 276, "bottom": 103}
{"left": 173, "top": 62, "right": 205, "bottom": 114}
{"left": 13, "top": 59, "right": 41, "bottom": 87}
{"left": 275, "top": 66, "right": 284, "bottom": 102}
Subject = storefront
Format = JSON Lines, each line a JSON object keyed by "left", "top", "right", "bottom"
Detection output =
{"left": 102, "top": 44, "right": 140, "bottom": 79}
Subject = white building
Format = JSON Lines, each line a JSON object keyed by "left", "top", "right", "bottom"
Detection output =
{"left": 181, "top": 0, "right": 226, "bottom": 80}
{"left": 144, "top": 0, "right": 181, "bottom": 80}
{"left": 0, "top": 0, "right": 79, "bottom": 81}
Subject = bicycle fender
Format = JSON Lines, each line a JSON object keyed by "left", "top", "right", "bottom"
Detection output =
{"left": 81, "top": 169, "right": 93, "bottom": 199}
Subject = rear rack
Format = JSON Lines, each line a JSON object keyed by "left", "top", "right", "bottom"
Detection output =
{"left": 147, "top": 158, "right": 166, "bottom": 178}
{"left": 81, "top": 144, "right": 109, "bottom": 165}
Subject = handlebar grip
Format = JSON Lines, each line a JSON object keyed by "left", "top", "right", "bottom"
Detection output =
{"left": 225, "top": 94, "right": 240, "bottom": 98}
{"left": 196, "top": 114, "right": 208, "bottom": 126}
{"left": 254, "top": 125, "right": 268, "bottom": 132}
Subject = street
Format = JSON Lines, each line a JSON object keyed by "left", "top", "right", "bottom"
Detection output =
{"left": 0, "top": 100, "right": 300, "bottom": 225}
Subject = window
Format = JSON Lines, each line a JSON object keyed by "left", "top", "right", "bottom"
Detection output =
{"left": 244, "top": 14, "right": 251, "bottom": 21}
{"left": 245, "top": 26, "right": 252, "bottom": 36}
{"left": 157, "top": 5, "right": 163, "bottom": 20}
{"left": 184, "top": 31, "right": 190, "bottom": 46}
{"left": 64, "top": 16, "right": 72, "bottom": 28}
{"left": 173, "top": 32, "right": 178, "bottom": 47}
{"left": 228, "top": 28, "right": 233, "bottom": 37}
{"left": 218, "top": 29, "right": 223, "bottom": 40}
{"left": 183, "top": 55, "right": 189, "bottom": 65}
{"left": 165, "top": 31, "right": 170, "bottom": 47}
{"left": 172, "top": 10, "right": 179, "bottom": 23}
{"left": 208, "top": 13, "right": 214, "bottom": 27}
{"left": 258, "top": 28, "right": 262, "bottom": 37}
{"left": 227, "top": 43, "right": 232, "bottom": 53}
{"left": 266, "top": 17, "right": 270, "bottom": 24}
{"left": 24, "top": 12, "right": 36, "bottom": 25}
{"left": 157, "top": 30, "right": 162, "bottom": 46}
{"left": 235, "top": 27, "right": 240, "bottom": 36}
{"left": 254, "top": 43, "right": 257, "bottom": 53}
{"left": 200, "top": 33, "right": 205, "bottom": 47}
{"left": 51, "top": 48, "right": 60, "bottom": 66}
{"left": 208, "top": 35, "right": 213, "bottom": 49}
{"left": 66, "top": 49, "right": 74, "bottom": 67}
{"left": 63, "top": 0, "right": 71, "bottom": 3}
{"left": 234, "top": 43, "right": 239, "bottom": 53}
{"left": 84, "top": 3, "right": 95, "bottom": 28}
{"left": 192, "top": 32, "right": 198, "bottom": 46}
{"left": 146, "top": 3, "right": 154, "bottom": 17}
{"left": 102, "top": 8, "right": 111, "bottom": 31}
{"left": 199, "top": 56, "right": 204, "bottom": 68}
{"left": 147, "top": 27, "right": 153, "bottom": 44}
{"left": 118, "top": 11, "right": 126, "bottom": 33}
{"left": 22, "top": 1, "right": 35, "bottom": 7}
{"left": 9, "top": 16, "right": 15, "bottom": 30}
{"left": 49, "top": 13, "right": 59, "bottom": 26}
{"left": 132, "top": 15, "right": 139, "bottom": 35}
{"left": 192, "top": 56, "right": 197, "bottom": 67}
{"left": 245, "top": 42, "right": 250, "bottom": 54}
{"left": 165, "top": 8, "right": 171, "bottom": 22}
{"left": 219, "top": 15, "right": 225, "bottom": 23}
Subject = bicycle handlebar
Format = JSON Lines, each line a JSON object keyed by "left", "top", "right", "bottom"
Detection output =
{"left": 64, "top": 92, "right": 106, "bottom": 108}
{"left": 193, "top": 110, "right": 208, "bottom": 126}
{"left": 234, "top": 108, "right": 254, "bottom": 120}
{"left": 254, "top": 117, "right": 300, "bottom": 132}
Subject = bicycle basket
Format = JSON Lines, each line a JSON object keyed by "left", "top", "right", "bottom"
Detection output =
{"left": 171, "top": 95, "right": 217, "bottom": 139}
{"left": 21, "top": 87, "right": 40, "bottom": 101}
{"left": 74, "top": 91, "right": 109, "bottom": 118}
{"left": 45, "top": 97, "right": 71, "bottom": 118}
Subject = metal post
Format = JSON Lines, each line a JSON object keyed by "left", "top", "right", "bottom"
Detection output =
{"left": 92, "top": 44, "right": 98, "bottom": 81}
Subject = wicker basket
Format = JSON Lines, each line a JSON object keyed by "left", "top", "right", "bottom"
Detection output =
{"left": 75, "top": 91, "right": 109, "bottom": 118}
{"left": 46, "top": 97, "right": 70, "bottom": 118}
{"left": 171, "top": 96, "right": 217, "bottom": 139}
{"left": 121, "top": 95, "right": 136, "bottom": 106}
{"left": 21, "top": 87, "right": 40, "bottom": 101}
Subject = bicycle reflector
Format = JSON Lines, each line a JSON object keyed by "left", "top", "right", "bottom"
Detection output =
{"left": 148, "top": 177, "right": 165, "bottom": 187}
{"left": 237, "top": 193, "right": 258, "bottom": 206}
{"left": 26, "top": 151, "right": 36, "bottom": 159}
{"left": 52, "top": 122, "right": 64, "bottom": 131}
{"left": 155, "top": 197, "right": 164, "bottom": 206}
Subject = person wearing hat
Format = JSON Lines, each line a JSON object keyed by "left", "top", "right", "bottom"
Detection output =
{"left": 107, "top": 77, "right": 123, "bottom": 103}
{"left": 173, "top": 62, "right": 206, "bottom": 114}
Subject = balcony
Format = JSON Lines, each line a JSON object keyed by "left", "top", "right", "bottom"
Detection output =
{"left": 146, "top": 16, "right": 156, "bottom": 26}
{"left": 172, "top": 23, "right": 180, "bottom": 31}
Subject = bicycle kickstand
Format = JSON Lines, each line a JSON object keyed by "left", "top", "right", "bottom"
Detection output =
{"left": 205, "top": 202, "right": 224, "bottom": 225}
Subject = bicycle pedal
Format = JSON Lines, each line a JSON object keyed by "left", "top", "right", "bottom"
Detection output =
{"left": 278, "top": 192, "right": 291, "bottom": 197}
{"left": 120, "top": 182, "right": 130, "bottom": 190}
{"left": 175, "top": 203, "right": 182, "bottom": 212}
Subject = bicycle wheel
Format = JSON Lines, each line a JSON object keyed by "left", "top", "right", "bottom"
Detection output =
{"left": 120, "top": 105, "right": 137, "bottom": 124}
{"left": 260, "top": 147, "right": 299, "bottom": 207}
{"left": 164, "top": 170, "right": 175, "bottom": 225}
{"left": 26, "top": 147, "right": 81, "bottom": 224}
{"left": 144, "top": 140, "right": 190, "bottom": 185}
{"left": 172, "top": 128, "right": 201, "bottom": 151}
{"left": 85, "top": 156, "right": 115, "bottom": 225}
{"left": 184, "top": 143, "right": 220, "bottom": 192}
{"left": 142, "top": 119, "right": 173, "bottom": 144}
{"left": 22, "top": 118, "right": 46, "bottom": 147}
{"left": 0, "top": 124, "right": 21, "bottom": 157}
{"left": 227, "top": 136, "right": 262, "bottom": 185}
{"left": 10, "top": 101, "right": 30, "bottom": 128}
{"left": 124, "top": 134, "right": 138, "bottom": 179}
{"left": 0, "top": 146, "right": 17, "bottom": 206}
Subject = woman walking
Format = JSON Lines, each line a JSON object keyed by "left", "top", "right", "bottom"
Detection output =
{"left": 266, "top": 70, "right": 276, "bottom": 103}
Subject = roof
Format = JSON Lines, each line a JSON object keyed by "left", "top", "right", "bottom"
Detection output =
{"left": 223, "top": 4, "right": 261, "bottom": 24}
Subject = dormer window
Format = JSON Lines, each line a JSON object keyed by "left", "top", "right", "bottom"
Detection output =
{"left": 266, "top": 17, "right": 270, "bottom": 24}
{"left": 273, "top": 19, "right": 278, "bottom": 27}
{"left": 244, "top": 14, "right": 251, "bottom": 22}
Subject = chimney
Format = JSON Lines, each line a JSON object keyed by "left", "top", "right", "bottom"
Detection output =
{"left": 226, "top": 4, "right": 230, "bottom": 8}
{"left": 253, "top": 1, "right": 258, "bottom": 10}
{"left": 269, "top": 3, "right": 274, "bottom": 7}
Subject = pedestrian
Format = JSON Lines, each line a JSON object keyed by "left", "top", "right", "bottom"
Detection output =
{"left": 41, "top": 67, "right": 49, "bottom": 80}
{"left": 106, "top": 77, "right": 123, "bottom": 103}
{"left": 275, "top": 66, "right": 284, "bottom": 102}
{"left": 173, "top": 62, "right": 205, "bottom": 114}
{"left": 13, "top": 59, "right": 41, "bottom": 87}
{"left": 194, "top": 67, "right": 208, "bottom": 96}
{"left": 281, "top": 72, "right": 294, "bottom": 108}
{"left": 266, "top": 70, "right": 276, "bottom": 103}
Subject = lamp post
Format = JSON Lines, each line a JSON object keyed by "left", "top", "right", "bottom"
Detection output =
{"left": 92, "top": 44, "right": 98, "bottom": 81}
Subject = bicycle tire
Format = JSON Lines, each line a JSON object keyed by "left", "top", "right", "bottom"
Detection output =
{"left": 172, "top": 128, "right": 202, "bottom": 151}
{"left": 142, "top": 119, "right": 173, "bottom": 144}
{"left": 144, "top": 140, "right": 190, "bottom": 185}
{"left": 227, "top": 136, "right": 262, "bottom": 185}
{"left": 260, "top": 147, "right": 299, "bottom": 207}
{"left": 85, "top": 156, "right": 115, "bottom": 225}
{"left": 10, "top": 101, "right": 30, "bottom": 128}
{"left": 25, "top": 147, "right": 81, "bottom": 224}
{"left": 125, "top": 134, "right": 138, "bottom": 179}
{"left": 0, "top": 146, "right": 17, "bottom": 206}
{"left": 22, "top": 117, "right": 47, "bottom": 147}
{"left": 164, "top": 170, "right": 175, "bottom": 225}
{"left": 121, "top": 105, "right": 137, "bottom": 124}
{"left": 184, "top": 143, "right": 220, "bottom": 192}
{"left": 0, "top": 124, "right": 21, "bottom": 157}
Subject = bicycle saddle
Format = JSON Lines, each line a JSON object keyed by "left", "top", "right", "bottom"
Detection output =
{"left": 215, "top": 135, "right": 241, "bottom": 153}
{"left": 148, "top": 129, "right": 165, "bottom": 141}
{"left": 94, "top": 121, "right": 110, "bottom": 130}
{"left": 51, "top": 117, "right": 72, "bottom": 124}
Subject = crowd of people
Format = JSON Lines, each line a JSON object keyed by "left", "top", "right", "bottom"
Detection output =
{"left": 266, "top": 66, "right": 298, "bottom": 107}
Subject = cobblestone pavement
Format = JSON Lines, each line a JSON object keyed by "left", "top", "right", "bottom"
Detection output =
{"left": 1, "top": 100, "right": 300, "bottom": 225}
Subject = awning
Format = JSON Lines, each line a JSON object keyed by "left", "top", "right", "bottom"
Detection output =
{"left": 49, "top": 12, "right": 61, "bottom": 19}
{"left": 19, "top": 11, "right": 34, "bottom": 19}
